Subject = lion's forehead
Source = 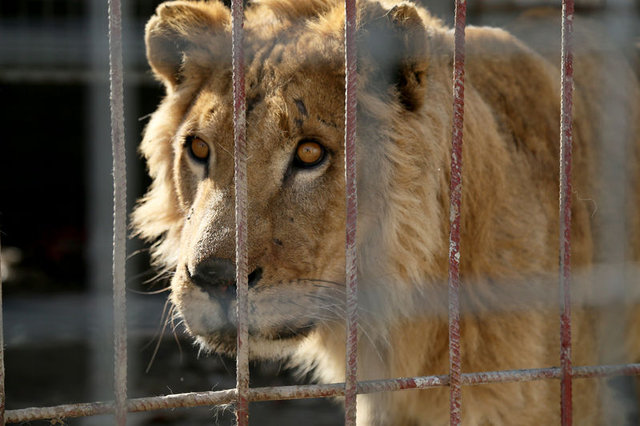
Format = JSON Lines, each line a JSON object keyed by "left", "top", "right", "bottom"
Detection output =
{"left": 185, "top": 54, "right": 346, "bottom": 155}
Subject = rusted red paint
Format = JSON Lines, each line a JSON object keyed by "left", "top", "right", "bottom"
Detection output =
{"left": 358, "top": 376, "right": 449, "bottom": 394}
{"left": 7, "top": 364, "right": 640, "bottom": 423}
{"left": 559, "top": 0, "right": 575, "bottom": 424}
{"left": 231, "top": 0, "right": 250, "bottom": 424}
{"left": 343, "top": 0, "right": 359, "bottom": 425}
{"left": 106, "top": 0, "right": 128, "bottom": 424}
{"left": 463, "top": 368, "right": 560, "bottom": 385}
{"left": 448, "top": 0, "right": 467, "bottom": 424}
{"left": 573, "top": 364, "right": 640, "bottom": 379}
{"left": 3, "top": 2, "right": 638, "bottom": 426}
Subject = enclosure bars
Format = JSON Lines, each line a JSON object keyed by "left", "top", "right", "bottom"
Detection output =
{"left": 5, "top": 363, "right": 640, "bottom": 423}
{"left": 106, "top": 0, "right": 128, "bottom": 424}
{"left": 343, "top": 0, "right": 359, "bottom": 424}
{"left": 230, "top": 0, "right": 250, "bottom": 424}
{"left": 0, "top": 238, "right": 5, "bottom": 425}
{"left": 447, "top": 0, "right": 467, "bottom": 424}
{"left": 559, "top": 0, "right": 575, "bottom": 424}
{"left": 2, "top": 1, "right": 640, "bottom": 425}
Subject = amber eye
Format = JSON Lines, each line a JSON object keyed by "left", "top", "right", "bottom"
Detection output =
{"left": 188, "top": 136, "right": 210, "bottom": 162}
{"left": 295, "top": 140, "right": 325, "bottom": 167}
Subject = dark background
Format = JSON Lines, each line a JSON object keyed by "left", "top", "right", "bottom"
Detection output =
{"left": 0, "top": 0, "right": 638, "bottom": 424}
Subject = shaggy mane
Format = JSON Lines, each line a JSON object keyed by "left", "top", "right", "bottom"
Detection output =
{"left": 250, "top": 0, "right": 335, "bottom": 21}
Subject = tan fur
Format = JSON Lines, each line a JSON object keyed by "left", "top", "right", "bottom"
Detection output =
{"left": 133, "top": 1, "right": 640, "bottom": 424}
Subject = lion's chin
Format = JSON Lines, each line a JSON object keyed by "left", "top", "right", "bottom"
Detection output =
{"left": 173, "top": 280, "right": 335, "bottom": 358}
{"left": 193, "top": 324, "right": 317, "bottom": 359}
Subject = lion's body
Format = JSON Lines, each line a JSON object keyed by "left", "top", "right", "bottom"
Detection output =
{"left": 134, "top": 1, "right": 640, "bottom": 424}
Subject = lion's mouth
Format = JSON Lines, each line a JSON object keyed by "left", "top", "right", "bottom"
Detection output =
{"left": 196, "top": 322, "right": 317, "bottom": 355}
{"left": 174, "top": 268, "right": 340, "bottom": 356}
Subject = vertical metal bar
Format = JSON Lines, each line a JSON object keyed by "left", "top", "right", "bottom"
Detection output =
{"left": 107, "top": 0, "right": 128, "bottom": 424}
{"left": 0, "top": 237, "right": 5, "bottom": 426}
{"left": 343, "top": 0, "right": 358, "bottom": 425}
{"left": 559, "top": 0, "right": 575, "bottom": 424}
{"left": 231, "top": 0, "right": 250, "bottom": 425}
{"left": 448, "top": 0, "right": 467, "bottom": 424}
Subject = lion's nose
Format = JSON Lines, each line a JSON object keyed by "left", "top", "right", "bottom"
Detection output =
{"left": 190, "top": 257, "right": 262, "bottom": 298}
{"left": 191, "top": 257, "right": 236, "bottom": 295}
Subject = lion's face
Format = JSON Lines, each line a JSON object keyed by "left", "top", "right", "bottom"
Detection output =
{"left": 172, "top": 53, "right": 349, "bottom": 356}
{"left": 134, "top": 0, "right": 432, "bottom": 357}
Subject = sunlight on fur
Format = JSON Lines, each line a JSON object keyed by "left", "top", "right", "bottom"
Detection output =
{"left": 132, "top": 0, "right": 640, "bottom": 424}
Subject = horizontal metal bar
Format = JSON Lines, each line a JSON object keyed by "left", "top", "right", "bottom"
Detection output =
{"left": 6, "top": 363, "right": 640, "bottom": 423}
{"left": 6, "top": 389, "right": 238, "bottom": 423}
{"left": 573, "top": 363, "right": 640, "bottom": 379}
{"left": 0, "top": 69, "right": 156, "bottom": 85}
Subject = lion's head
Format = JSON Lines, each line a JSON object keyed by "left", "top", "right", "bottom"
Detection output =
{"left": 133, "top": 0, "right": 448, "bottom": 359}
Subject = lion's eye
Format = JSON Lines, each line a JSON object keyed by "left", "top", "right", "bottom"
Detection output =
{"left": 294, "top": 140, "right": 325, "bottom": 168}
{"left": 188, "top": 136, "right": 210, "bottom": 162}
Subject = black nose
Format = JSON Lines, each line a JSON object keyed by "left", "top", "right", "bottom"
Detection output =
{"left": 191, "top": 257, "right": 236, "bottom": 295}
{"left": 190, "top": 257, "right": 262, "bottom": 299}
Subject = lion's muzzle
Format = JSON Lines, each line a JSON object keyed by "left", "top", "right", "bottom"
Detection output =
{"left": 188, "top": 256, "right": 263, "bottom": 301}
{"left": 174, "top": 258, "right": 322, "bottom": 357}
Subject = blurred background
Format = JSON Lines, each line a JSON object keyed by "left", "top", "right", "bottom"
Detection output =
{"left": 0, "top": 0, "right": 638, "bottom": 424}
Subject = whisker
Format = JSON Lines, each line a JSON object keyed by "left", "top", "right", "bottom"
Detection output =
{"left": 126, "top": 247, "right": 150, "bottom": 261}
{"left": 145, "top": 302, "right": 173, "bottom": 373}
{"left": 214, "top": 139, "right": 233, "bottom": 159}
{"left": 300, "top": 278, "right": 346, "bottom": 288}
{"left": 141, "top": 297, "right": 172, "bottom": 352}
{"left": 129, "top": 286, "right": 171, "bottom": 295}
{"left": 359, "top": 325, "right": 385, "bottom": 363}
{"left": 143, "top": 268, "right": 174, "bottom": 286}
{"left": 126, "top": 269, "right": 157, "bottom": 285}
{"left": 169, "top": 306, "right": 184, "bottom": 361}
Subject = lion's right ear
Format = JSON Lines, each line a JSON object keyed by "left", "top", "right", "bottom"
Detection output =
{"left": 145, "top": 1, "right": 231, "bottom": 89}
{"left": 359, "top": 1, "right": 432, "bottom": 111}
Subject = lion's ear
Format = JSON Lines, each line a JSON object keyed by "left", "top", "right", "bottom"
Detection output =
{"left": 359, "top": 2, "right": 430, "bottom": 111}
{"left": 145, "top": 1, "right": 231, "bottom": 89}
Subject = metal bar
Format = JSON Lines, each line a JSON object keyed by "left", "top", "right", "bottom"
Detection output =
{"left": 448, "top": 0, "right": 467, "bottom": 424}
{"left": 572, "top": 364, "right": 640, "bottom": 379}
{"left": 106, "top": 0, "right": 128, "bottom": 424}
{"left": 343, "top": 0, "right": 358, "bottom": 425}
{"left": 0, "top": 237, "right": 5, "bottom": 426}
{"left": 0, "top": 69, "right": 156, "bottom": 85}
{"left": 5, "top": 364, "right": 640, "bottom": 423}
{"left": 559, "top": 0, "right": 575, "bottom": 424}
{"left": 231, "top": 0, "right": 250, "bottom": 424}
{"left": 6, "top": 389, "right": 238, "bottom": 423}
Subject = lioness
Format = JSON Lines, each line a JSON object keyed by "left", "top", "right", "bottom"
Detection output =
{"left": 133, "top": 0, "right": 640, "bottom": 424}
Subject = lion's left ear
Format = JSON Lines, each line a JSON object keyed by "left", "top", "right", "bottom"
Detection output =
{"left": 145, "top": 1, "right": 231, "bottom": 90}
{"left": 359, "top": 2, "right": 429, "bottom": 111}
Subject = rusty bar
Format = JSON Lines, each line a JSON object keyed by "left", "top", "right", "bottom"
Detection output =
{"left": 559, "top": 0, "right": 575, "bottom": 424}
{"left": 231, "top": 0, "right": 249, "bottom": 424}
{"left": 5, "top": 364, "right": 640, "bottom": 423}
{"left": 5, "top": 389, "right": 237, "bottom": 423}
{"left": 250, "top": 384, "right": 345, "bottom": 401}
{"left": 358, "top": 375, "right": 450, "bottom": 393}
{"left": 572, "top": 363, "right": 640, "bottom": 379}
{"left": 448, "top": 0, "right": 467, "bottom": 424}
{"left": 0, "top": 237, "right": 5, "bottom": 426}
{"left": 343, "top": 0, "right": 358, "bottom": 424}
{"left": 106, "top": 0, "right": 128, "bottom": 424}
{"left": 463, "top": 368, "right": 561, "bottom": 385}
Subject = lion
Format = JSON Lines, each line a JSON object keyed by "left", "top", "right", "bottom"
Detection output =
{"left": 132, "top": 0, "right": 640, "bottom": 424}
